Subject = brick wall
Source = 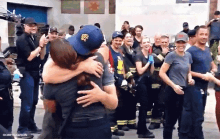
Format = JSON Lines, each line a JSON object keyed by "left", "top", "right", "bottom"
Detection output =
{"left": 209, "top": 0, "right": 218, "bottom": 20}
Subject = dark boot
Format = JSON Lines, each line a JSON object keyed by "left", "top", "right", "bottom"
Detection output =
{"left": 127, "top": 124, "right": 137, "bottom": 129}
{"left": 138, "top": 131, "right": 155, "bottom": 138}
{"left": 112, "top": 135, "right": 120, "bottom": 139}
{"left": 28, "top": 126, "right": 42, "bottom": 134}
{"left": 112, "top": 129, "right": 125, "bottom": 136}
{"left": 149, "top": 123, "right": 160, "bottom": 130}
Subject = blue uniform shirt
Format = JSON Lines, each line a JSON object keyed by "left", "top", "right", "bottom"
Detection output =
{"left": 187, "top": 46, "right": 212, "bottom": 86}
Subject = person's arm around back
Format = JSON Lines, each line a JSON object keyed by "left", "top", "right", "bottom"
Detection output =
{"left": 77, "top": 81, "right": 118, "bottom": 110}
{"left": 43, "top": 57, "right": 104, "bottom": 84}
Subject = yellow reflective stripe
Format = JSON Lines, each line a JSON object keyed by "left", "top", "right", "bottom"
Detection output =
{"left": 154, "top": 67, "right": 160, "bottom": 71}
{"left": 125, "top": 72, "right": 133, "bottom": 79}
{"left": 111, "top": 125, "right": 118, "bottom": 132}
{"left": 117, "top": 120, "right": 127, "bottom": 125}
{"left": 128, "top": 119, "right": 136, "bottom": 124}
{"left": 152, "top": 84, "right": 161, "bottom": 88}
{"left": 130, "top": 68, "right": 136, "bottom": 73}
{"left": 147, "top": 111, "right": 152, "bottom": 115}
{"left": 151, "top": 118, "right": 161, "bottom": 123}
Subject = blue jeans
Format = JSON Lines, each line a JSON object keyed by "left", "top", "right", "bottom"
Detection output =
{"left": 179, "top": 85, "right": 205, "bottom": 139}
{"left": 18, "top": 71, "right": 39, "bottom": 133}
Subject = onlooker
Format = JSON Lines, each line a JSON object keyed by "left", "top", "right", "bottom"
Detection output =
{"left": 65, "top": 25, "right": 75, "bottom": 39}
{"left": 16, "top": 17, "right": 48, "bottom": 138}
{"left": 40, "top": 27, "right": 58, "bottom": 72}
{"left": 58, "top": 29, "right": 66, "bottom": 39}
{"left": 135, "top": 36, "right": 155, "bottom": 138}
{"left": 181, "top": 22, "right": 189, "bottom": 34}
{"left": 0, "top": 37, "right": 13, "bottom": 134}
{"left": 133, "top": 25, "right": 143, "bottom": 49}
{"left": 149, "top": 34, "right": 169, "bottom": 130}
{"left": 207, "top": 11, "right": 220, "bottom": 61}
{"left": 185, "top": 29, "right": 196, "bottom": 51}
{"left": 94, "top": 23, "right": 107, "bottom": 45}
{"left": 121, "top": 21, "right": 130, "bottom": 36}
{"left": 182, "top": 25, "right": 217, "bottom": 138}
{"left": 80, "top": 25, "right": 84, "bottom": 30}
{"left": 119, "top": 32, "right": 137, "bottom": 130}
{"left": 159, "top": 32, "right": 194, "bottom": 139}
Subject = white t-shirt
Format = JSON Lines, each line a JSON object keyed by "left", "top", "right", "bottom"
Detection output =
{"left": 65, "top": 34, "right": 74, "bottom": 40}
{"left": 185, "top": 43, "right": 191, "bottom": 51}
{"left": 102, "top": 34, "right": 107, "bottom": 45}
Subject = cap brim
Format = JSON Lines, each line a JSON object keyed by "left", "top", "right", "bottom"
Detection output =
{"left": 67, "top": 35, "right": 90, "bottom": 56}
{"left": 50, "top": 31, "right": 58, "bottom": 33}
{"left": 176, "top": 39, "right": 187, "bottom": 42}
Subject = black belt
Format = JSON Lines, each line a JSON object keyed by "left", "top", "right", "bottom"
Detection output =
{"left": 72, "top": 116, "right": 104, "bottom": 123}
{"left": 69, "top": 116, "right": 107, "bottom": 128}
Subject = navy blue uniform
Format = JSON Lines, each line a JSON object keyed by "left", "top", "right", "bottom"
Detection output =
{"left": 180, "top": 46, "right": 212, "bottom": 139}
{"left": 120, "top": 45, "right": 137, "bottom": 128}
{"left": 0, "top": 61, "right": 13, "bottom": 133}
{"left": 109, "top": 46, "right": 132, "bottom": 129}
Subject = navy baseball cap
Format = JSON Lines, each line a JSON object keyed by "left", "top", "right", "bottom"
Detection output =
{"left": 112, "top": 31, "right": 124, "bottom": 39}
{"left": 188, "top": 29, "right": 196, "bottom": 37}
{"left": 183, "top": 22, "right": 188, "bottom": 28}
{"left": 67, "top": 25, "right": 104, "bottom": 56}
{"left": 24, "top": 17, "right": 37, "bottom": 25}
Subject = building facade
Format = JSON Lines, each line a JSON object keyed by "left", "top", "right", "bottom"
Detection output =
{"left": 0, "top": 0, "right": 220, "bottom": 50}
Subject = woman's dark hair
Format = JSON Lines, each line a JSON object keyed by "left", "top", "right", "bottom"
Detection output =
{"left": 135, "top": 25, "right": 143, "bottom": 31}
{"left": 134, "top": 25, "right": 143, "bottom": 36}
{"left": 129, "top": 27, "right": 135, "bottom": 36}
{"left": 124, "top": 21, "right": 129, "bottom": 25}
{"left": 50, "top": 39, "right": 94, "bottom": 87}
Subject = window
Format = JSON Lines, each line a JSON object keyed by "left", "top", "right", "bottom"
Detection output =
{"left": 61, "top": 0, "right": 80, "bottom": 14}
{"left": 8, "top": 22, "right": 15, "bottom": 46}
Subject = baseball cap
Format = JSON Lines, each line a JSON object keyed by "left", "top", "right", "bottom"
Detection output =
{"left": 112, "top": 31, "right": 123, "bottom": 39}
{"left": 49, "top": 27, "right": 58, "bottom": 33}
{"left": 67, "top": 25, "right": 104, "bottom": 56}
{"left": 175, "top": 32, "right": 188, "bottom": 42}
{"left": 183, "top": 22, "right": 188, "bottom": 28}
{"left": 188, "top": 30, "right": 196, "bottom": 37}
{"left": 24, "top": 17, "right": 37, "bottom": 24}
{"left": 214, "top": 11, "right": 220, "bottom": 15}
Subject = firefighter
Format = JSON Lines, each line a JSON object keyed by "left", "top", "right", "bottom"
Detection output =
{"left": 120, "top": 32, "right": 137, "bottom": 129}
{"left": 149, "top": 34, "right": 170, "bottom": 130}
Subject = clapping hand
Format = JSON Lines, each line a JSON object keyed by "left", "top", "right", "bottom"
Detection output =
{"left": 39, "top": 34, "right": 49, "bottom": 48}
{"left": 162, "top": 46, "right": 169, "bottom": 54}
{"left": 149, "top": 55, "right": 154, "bottom": 64}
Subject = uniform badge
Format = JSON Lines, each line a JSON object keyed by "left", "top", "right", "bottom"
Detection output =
{"left": 81, "top": 34, "right": 89, "bottom": 42}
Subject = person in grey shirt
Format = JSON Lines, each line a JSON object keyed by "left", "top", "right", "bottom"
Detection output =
{"left": 159, "top": 32, "right": 195, "bottom": 139}
{"left": 39, "top": 25, "right": 117, "bottom": 139}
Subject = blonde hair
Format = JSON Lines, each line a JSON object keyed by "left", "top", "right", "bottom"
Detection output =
{"left": 141, "top": 36, "right": 150, "bottom": 44}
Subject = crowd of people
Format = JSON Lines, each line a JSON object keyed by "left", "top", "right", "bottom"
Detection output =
{"left": 1, "top": 10, "right": 220, "bottom": 139}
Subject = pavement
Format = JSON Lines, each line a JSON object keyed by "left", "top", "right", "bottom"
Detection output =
{"left": 11, "top": 84, "right": 220, "bottom": 139}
